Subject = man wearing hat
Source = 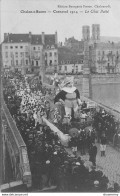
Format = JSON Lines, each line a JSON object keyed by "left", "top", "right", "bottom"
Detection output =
{"left": 54, "top": 76, "right": 81, "bottom": 119}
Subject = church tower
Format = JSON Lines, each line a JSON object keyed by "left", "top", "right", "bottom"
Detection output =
{"left": 92, "top": 24, "right": 100, "bottom": 43}
{"left": 82, "top": 26, "right": 90, "bottom": 41}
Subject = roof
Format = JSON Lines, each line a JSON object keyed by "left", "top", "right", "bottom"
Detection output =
{"left": 94, "top": 42, "right": 120, "bottom": 49}
{"left": 45, "top": 34, "right": 56, "bottom": 46}
{"left": 3, "top": 34, "right": 30, "bottom": 43}
{"left": 67, "top": 37, "right": 79, "bottom": 43}
{"left": 58, "top": 47, "right": 84, "bottom": 64}
{"left": 3, "top": 33, "right": 56, "bottom": 46}
{"left": 31, "top": 34, "right": 42, "bottom": 45}
{"left": 101, "top": 36, "right": 120, "bottom": 43}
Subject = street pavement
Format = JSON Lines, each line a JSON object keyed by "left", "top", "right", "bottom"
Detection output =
{"left": 66, "top": 143, "right": 120, "bottom": 188}
{"left": 46, "top": 93, "right": 120, "bottom": 187}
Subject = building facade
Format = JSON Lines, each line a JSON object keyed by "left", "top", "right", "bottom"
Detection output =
{"left": 2, "top": 32, "right": 58, "bottom": 74}
{"left": 58, "top": 47, "right": 84, "bottom": 74}
{"left": 89, "top": 42, "right": 120, "bottom": 73}
{"left": 82, "top": 24, "right": 120, "bottom": 74}
{"left": 64, "top": 37, "right": 84, "bottom": 54}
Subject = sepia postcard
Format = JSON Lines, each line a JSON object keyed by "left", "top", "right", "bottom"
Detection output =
{"left": 0, "top": 0, "right": 120, "bottom": 195}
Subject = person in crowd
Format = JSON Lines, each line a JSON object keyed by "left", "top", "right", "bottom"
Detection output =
{"left": 2, "top": 71, "right": 119, "bottom": 192}
{"left": 69, "top": 136, "right": 78, "bottom": 156}
{"left": 100, "top": 132, "right": 107, "bottom": 157}
{"left": 81, "top": 101, "right": 87, "bottom": 110}
{"left": 80, "top": 129, "right": 86, "bottom": 155}
{"left": 89, "top": 143, "right": 97, "bottom": 167}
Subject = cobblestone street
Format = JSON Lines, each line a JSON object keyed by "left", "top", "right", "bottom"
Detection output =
{"left": 47, "top": 94, "right": 120, "bottom": 187}
{"left": 66, "top": 144, "right": 120, "bottom": 187}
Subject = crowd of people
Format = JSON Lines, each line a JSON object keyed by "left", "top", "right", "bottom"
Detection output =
{"left": 93, "top": 108, "right": 120, "bottom": 145}
{"left": 2, "top": 71, "right": 120, "bottom": 192}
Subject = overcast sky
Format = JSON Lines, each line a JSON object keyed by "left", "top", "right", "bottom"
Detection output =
{"left": 1, "top": 0, "right": 120, "bottom": 43}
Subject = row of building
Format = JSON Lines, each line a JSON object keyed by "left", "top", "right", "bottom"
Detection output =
{"left": 2, "top": 32, "right": 58, "bottom": 74}
{"left": 2, "top": 24, "right": 120, "bottom": 75}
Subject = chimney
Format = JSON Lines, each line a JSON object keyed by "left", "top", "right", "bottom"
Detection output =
{"left": 29, "top": 32, "right": 32, "bottom": 41}
{"left": 42, "top": 32, "right": 45, "bottom": 45}
{"left": 4, "top": 33, "right": 8, "bottom": 41}
{"left": 55, "top": 31, "right": 58, "bottom": 45}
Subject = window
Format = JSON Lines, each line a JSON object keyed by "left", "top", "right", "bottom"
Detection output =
{"left": 38, "top": 47, "right": 40, "bottom": 50}
{"left": 25, "top": 52, "right": 28, "bottom": 57}
{"left": 49, "top": 52, "right": 52, "bottom": 57}
{"left": 65, "top": 66, "right": 67, "bottom": 71}
{"left": 16, "top": 60, "right": 18, "bottom": 65}
{"left": 15, "top": 52, "right": 18, "bottom": 57}
{"left": 15, "top": 46, "right": 18, "bottom": 49}
{"left": 45, "top": 52, "right": 47, "bottom": 56}
{"left": 5, "top": 46, "right": 8, "bottom": 49}
{"left": 54, "top": 52, "right": 57, "bottom": 56}
{"left": 26, "top": 60, "right": 28, "bottom": 65}
{"left": 20, "top": 46, "right": 23, "bottom": 49}
{"left": 32, "top": 60, "right": 34, "bottom": 66}
{"left": 33, "top": 47, "right": 36, "bottom": 50}
{"left": 10, "top": 46, "right": 13, "bottom": 49}
{"left": 54, "top": 60, "right": 57, "bottom": 63}
{"left": 76, "top": 65, "right": 78, "bottom": 73}
{"left": 5, "top": 52, "right": 8, "bottom": 58}
{"left": 20, "top": 52, "right": 23, "bottom": 57}
{"left": 36, "top": 61, "right": 38, "bottom": 66}
{"left": 59, "top": 66, "right": 62, "bottom": 71}
{"left": 50, "top": 60, "right": 52, "bottom": 65}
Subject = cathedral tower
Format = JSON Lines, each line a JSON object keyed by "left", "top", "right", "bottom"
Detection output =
{"left": 82, "top": 26, "right": 90, "bottom": 41}
{"left": 92, "top": 24, "right": 100, "bottom": 43}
